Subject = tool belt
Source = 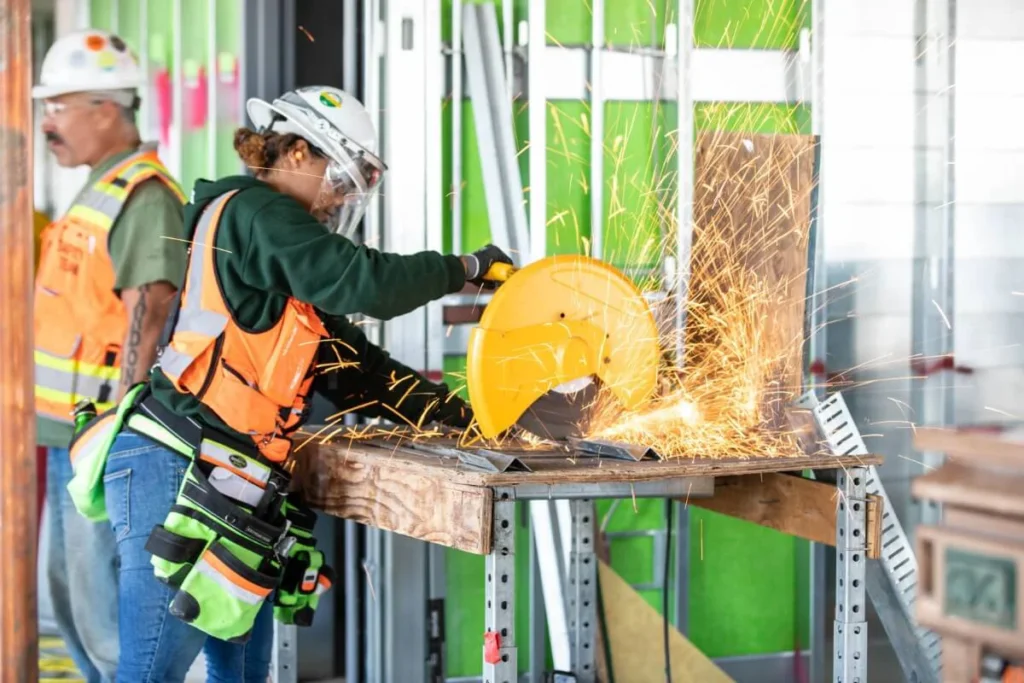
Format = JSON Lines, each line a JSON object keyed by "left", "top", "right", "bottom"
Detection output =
{"left": 67, "top": 384, "right": 335, "bottom": 642}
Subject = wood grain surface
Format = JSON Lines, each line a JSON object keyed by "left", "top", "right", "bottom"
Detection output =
{"left": 0, "top": 1, "right": 40, "bottom": 679}
{"left": 689, "top": 472, "right": 839, "bottom": 547}
{"left": 298, "top": 439, "right": 881, "bottom": 489}
{"left": 299, "top": 443, "right": 494, "bottom": 554}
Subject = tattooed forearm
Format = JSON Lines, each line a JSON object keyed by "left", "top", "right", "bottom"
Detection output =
{"left": 121, "top": 283, "right": 150, "bottom": 392}
{"left": 118, "top": 281, "right": 176, "bottom": 399}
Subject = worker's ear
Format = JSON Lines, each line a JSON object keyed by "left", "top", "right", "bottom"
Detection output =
{"left": 288, "top": 139, "right": 312, "bottom": 169}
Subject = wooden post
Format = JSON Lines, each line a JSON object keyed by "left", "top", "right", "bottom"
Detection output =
{"left": 0, "top": 0, "right": 39, "bottom": 680}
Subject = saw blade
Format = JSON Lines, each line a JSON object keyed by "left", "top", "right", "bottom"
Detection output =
{"left": 514, "top": 380, "right": 598, "bottom": 441}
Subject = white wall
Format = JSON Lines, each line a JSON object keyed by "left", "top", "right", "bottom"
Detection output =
{"left": 952, "top": 0, "right": 1024, "bottom": 425}
{"left": 821, "top": 0, "right": 929, "bottom": 525}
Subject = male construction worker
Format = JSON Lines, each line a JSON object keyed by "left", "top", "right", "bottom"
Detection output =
{"left": 32, "top": 29, "right": 187, "bottom": 682}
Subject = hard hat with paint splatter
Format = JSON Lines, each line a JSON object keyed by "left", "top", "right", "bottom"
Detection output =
{"left": 32, "top": 29, "right": 143, "bottom": 100}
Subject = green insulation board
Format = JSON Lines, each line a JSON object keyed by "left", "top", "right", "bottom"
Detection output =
{"left": 89, "top": 0, "right": 246, "bottom": 193}
{"left": 442, "top": 0, "right": 809, "bottom": 48}
{"left": 441, "top": 0, "right": 814, "bottom": 677}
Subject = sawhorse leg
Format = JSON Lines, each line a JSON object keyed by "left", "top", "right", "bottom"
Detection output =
{"left": 834, "top": 467, "right": 869, "bottom": 683}
{"left": 484, "top": 497, "right": 518, "bottom": 683}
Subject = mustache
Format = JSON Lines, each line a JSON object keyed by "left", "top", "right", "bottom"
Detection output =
{"left": 45, "top": 131, "right": 64, "bottom": 145}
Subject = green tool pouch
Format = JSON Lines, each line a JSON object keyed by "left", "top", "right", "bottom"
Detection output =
{"left": 145, "top": 451, "right": 290, "bottom": 643}
{"left": 274, "top": 500, "right": 336, "bottom": 627}
{"left": 66, "top": 383, "right": 147, "bottom": 521}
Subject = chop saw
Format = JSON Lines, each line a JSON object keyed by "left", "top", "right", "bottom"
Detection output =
{"left": 465, "top": 255, "right": 661, "bottom": 441}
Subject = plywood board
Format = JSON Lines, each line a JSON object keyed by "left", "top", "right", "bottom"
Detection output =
{"left": 298, "top": 444, "right": 493, "bottom": 554}
{"left": 689, "top": 132, "right": 817, "bottom": 429}
{"left": 598, "top": 561, "right": 733, "bottom": 683}
{"left": 689, "top": 473, "right": 838, "bottom": 546}
{"left": 912, "top": 462, "right": 1024, "bottom": 519}
{"left": 296, "top": 439, "right": 881, "bottom": 490}
{"left": 915, "top": 426, "right": 1024, "bottom": 471}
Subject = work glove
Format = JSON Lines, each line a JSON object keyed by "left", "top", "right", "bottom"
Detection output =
{"left": 461, "top": 244, "right": 514, "bottom": 289}
{"left": 429, "top": 393, "right": 474, "bottom": 429}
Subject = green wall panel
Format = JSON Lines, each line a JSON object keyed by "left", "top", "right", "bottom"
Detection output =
{"left": 89, "top": 0, "right": 113, "bottom": 31}
{"left": 214, "top": 0, "right": 245, "bottom": 178}
{"left": 180, "top": 0, "right": 210, "bottom": 193}
{"left": 116, "top": 1, "right": 141, "bottom": 50}
{"left": 694, "top": 0, "right": 810, "bottom": 49}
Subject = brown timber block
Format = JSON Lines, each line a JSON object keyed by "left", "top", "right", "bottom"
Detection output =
{"left": 912, "top": 462, "right": 1024, "bottom": 520}
{"left": 914, "top": 426, "right": 1024, "bottom": 471}
{"left": 297, "top": 447, "right": 493, "bottom": 555}
{"left": 688, "top": 473, "right": 839, "bottom": 547}
{"left": 866, "top": 493, "right": 884, "bottom": 560}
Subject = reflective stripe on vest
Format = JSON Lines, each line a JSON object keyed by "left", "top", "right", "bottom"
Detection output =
{"left": 159, "top": 188, "right": 328, "bottom": 461}
{"left": 34, "top": 146, "right": 184, "bottom": 423}
{"left": 157, "top": 191, "right": 236, "bottom": 378}
{"left": 67, "top": 158, "right": 186, "bottom": 232}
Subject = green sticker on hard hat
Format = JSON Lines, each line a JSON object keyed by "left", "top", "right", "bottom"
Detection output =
{"left": 319, "top": 91, "right": 341, "bottom": 108}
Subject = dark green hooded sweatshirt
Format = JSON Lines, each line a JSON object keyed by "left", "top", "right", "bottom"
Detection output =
{"left": 148, "top": 175, "right": 469, "bottom": 441}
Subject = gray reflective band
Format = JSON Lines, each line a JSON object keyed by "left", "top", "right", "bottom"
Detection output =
{"left": 162, "top": 192, "right": 234, "bottom": 375}
{"left": 35, "top": 363, "right": 114, "bottom": 403}
{"left": 75, "top": 150, "right": 163, "bottom": 220}
{"left": 200, "top": 440, "right": 271, "bottom": 485}
{"left": 76, "top": 189, "right": 125, "bottom": 220}
{"left": 196, "top": 555, "right": 266, "bottom": 604}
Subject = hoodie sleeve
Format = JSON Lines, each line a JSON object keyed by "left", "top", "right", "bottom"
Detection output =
{"left": 240, "top": 195, "right": 466, "bottom": 320}
{"left": 312, "top": 314, "right": 472, "bottom": 429}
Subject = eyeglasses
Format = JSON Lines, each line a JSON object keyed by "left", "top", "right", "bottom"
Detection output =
{"left": 41, "top": 99, "right": 104, "bottom": 118}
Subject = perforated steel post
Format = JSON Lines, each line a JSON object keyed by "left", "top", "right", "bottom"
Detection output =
{"left": 484, "top": 498, "right": 517, "bottom": 683}
{"left": 568, "top": 500, "right": 597, "bottom": 682}
{"left": 834, "top": 467, "right": 869, "bottom": 683}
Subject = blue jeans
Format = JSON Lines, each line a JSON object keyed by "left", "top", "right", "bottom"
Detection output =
{"left": 104, "top": 431, "right": 273, "bottom": 683}
{"left": 46, "top": 446, "right": 119, "bottom": 683}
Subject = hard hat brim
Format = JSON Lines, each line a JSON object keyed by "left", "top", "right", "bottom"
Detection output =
{"left": 32, "top": 81, "right": 141, "bottom": 100}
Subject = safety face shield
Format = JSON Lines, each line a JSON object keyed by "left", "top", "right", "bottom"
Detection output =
{"left": 312, "top": 148, "right": 385, "bottom": 237}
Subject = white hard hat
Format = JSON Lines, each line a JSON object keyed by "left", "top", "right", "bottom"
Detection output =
{"left": 32, "top": 29, "right": 143, "bottom": 100}
{"left": 246, "top": 86, "right": 384, "bottom": 169}
{"left": 247, "top": 86, "right": 387, "bottom": 236}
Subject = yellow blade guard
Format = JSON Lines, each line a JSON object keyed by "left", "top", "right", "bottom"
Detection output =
{"left": 467, "top": 255, "right": 661, "bottom": 438}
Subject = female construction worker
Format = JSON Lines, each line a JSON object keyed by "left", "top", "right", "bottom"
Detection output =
{"left": 91, "top": 85, "right": 513, "bottom": 681}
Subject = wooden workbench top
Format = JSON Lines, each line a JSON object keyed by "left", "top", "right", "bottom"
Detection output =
{"left": 297, "top": 438, "right": 882, "bottom": 488}
{"left": 292, "top": 437, "right": 881, "bottom": 555}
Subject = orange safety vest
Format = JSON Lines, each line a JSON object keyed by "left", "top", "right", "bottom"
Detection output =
{"left": 159, "top": 190, "right": 329, "bottom": 463}
{"left": 34, "top": 145, "right": 185, "bottom": 423}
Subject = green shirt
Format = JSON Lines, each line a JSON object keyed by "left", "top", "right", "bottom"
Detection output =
{"left": 148, "top": 175, "right": 468, "bottom": 444}
{"left": 37, "top": 147, "right": 187, "bottom": 448}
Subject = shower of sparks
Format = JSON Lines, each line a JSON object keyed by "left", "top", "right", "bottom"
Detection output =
{"left": 305, "top": 0, "right": 956, "bottom": 462}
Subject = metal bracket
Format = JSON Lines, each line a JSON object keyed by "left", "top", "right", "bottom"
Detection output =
{"left": 407, "top": 443, "right": 533, "bottom": 473}
{"left": 602, "top": 529, "right": 667, "bottom": 591}
{"left": 569, "top": 438, "right": 658, "bottom": 462}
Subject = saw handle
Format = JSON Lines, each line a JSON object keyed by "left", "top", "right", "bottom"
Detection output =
{"left": 483, "top": 261, "right": 517, "bottom": 282}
